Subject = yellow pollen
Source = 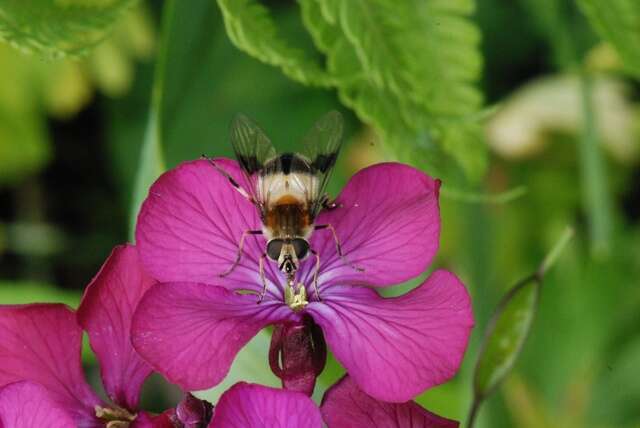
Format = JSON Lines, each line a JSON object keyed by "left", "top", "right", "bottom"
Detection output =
{"left": 285, "top": 282, "right": 309, "bottom": 312}
{"left": 95, "top": 405, "right": 137, "bottom": 428}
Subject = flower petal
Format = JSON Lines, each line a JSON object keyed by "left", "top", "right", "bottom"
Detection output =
{"left": 209, "top": 382, "right": 322, "bottom": 428}
{"left": 131, "top": 282, "right": 297, "bottom": 391}
{"left": 300, "top": 162, "right": 441, "bottom": 289}
{"left": 77, "top": 245, "right": 156, "bottom": 410}
{"left": 135, "top": 159, "right": 282, "bottom": 297}
{"left": 0, "top": 304, "right": 101, "bottom": 425}
{"left": 0, "top": 381, "right": 76, "bottom": 428}
{"left": 131, "top": 411, "right": 176, "bottom": 428}
{"left": 306, "top": 270, "right": 473, "bottom": 402}
{"left": 321, "top": 376, "right": 458, "bottom": 428}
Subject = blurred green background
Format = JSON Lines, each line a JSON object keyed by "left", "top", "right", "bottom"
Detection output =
{"left": 0, "top": 0, "right": 639, "bottom": 427}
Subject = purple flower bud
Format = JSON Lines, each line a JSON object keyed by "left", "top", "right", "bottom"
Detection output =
{"left": 268, "top": 317, "right": 326, "bottom": 395}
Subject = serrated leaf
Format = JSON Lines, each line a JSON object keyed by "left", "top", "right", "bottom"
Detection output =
{"left": 577, "top": 0, "right": 640, "bottom": 78}
{"left": 217, "top": 0, "right": 486, "bottom": 182}
{"left": 0, "top": 0, "right": 138, "bottom": 58}
{"left": 301, "top": 0, "right": 486, "bottom": 182}
{"left": 473, "top": 275, "right": 540, "bottom": 399}
{"left": 216, "top": 0, "right": 334, "bottom": 86}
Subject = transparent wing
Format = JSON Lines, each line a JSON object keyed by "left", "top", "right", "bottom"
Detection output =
{"left": 230, "top": 113, "right": 277, "bottom": 207}
{"left": 300, "top": 110, "right": 344, "bottom": 218}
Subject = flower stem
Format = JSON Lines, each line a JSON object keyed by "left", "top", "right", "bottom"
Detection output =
{"left": 466, "top": 397, "right": 481, "bottom": 428}
{"left": 537, "top": 226, "right": 575, "bottom": 278}
{"left": 578, "top": 70, "right": 612, "bottom": 258}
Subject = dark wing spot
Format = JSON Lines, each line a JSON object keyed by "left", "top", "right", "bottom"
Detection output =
{"left": 238, "top": 155, "right": 261, "bottom": 174}
{"left": 311, "top": 152, "right": 338, "bottom": 173}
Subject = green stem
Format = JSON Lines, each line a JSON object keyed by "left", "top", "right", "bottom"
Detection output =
{"left": 441, "top": 186, "right": 527, "bottom": 205}
{"left": 538, "top": 226, "right": 575, "bottom": 277}
{"left": 466, "top": 397, "right": 481, "bottom": 428}
{"left": 578, "top": 71, "right": 612, "bottom": 258}
{"left": 128, "top": 0, "right": 173, "bottom": 240}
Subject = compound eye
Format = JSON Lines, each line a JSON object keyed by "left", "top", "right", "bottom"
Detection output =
{"left": 292, "top": 238, "right": 310, "bottom": 260}
{"left": 266, "top": 239, "right": 284, "bottom": 260}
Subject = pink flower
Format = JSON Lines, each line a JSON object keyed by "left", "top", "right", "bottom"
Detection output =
{"left": 132, "top": 159, "right": 474, "bottom": 402}
{"left": 207, "top": 378, "right": 458, "bottom": 428}
{"left": 0, "top": 377, "right": 459, "bottom": 428}
{"left": 0, "top": 245, "right": 165, "bottom": 427}
{"left": 209, "top": 383, "right": 321, "bottom": 427}
{"left": 321, "top": 376, "right": 459, "bottom": 428}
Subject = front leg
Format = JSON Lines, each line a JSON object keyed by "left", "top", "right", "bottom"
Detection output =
{"left": 257, "top": 252, "right": 268, "bottom": 303}
{"left": 221, "top": 229, "right": 262, "bottom": 277}
{"left": 202, "top": 155, "right": 259, "bottom": 207}
{"left": 320, "top": 194, "right": 342, "bottom": 211}
{"left": 315, "top": 223, "right": 364, "bottom": 272}
{"left": 310, "top": 249, "right": 321, "bottom": 301}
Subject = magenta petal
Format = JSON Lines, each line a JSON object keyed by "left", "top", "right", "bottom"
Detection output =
{"left": 0, "top": 304, "right": 101, "bottom": 424}
{"left": 321, "top": 376, "right": 458, "bottom": 428}
{"left": 209, "top": 382, "right": 322, "bottom": 428}
{"left": 307, "top": 270, "right": 473, "bottom": 402}
{"left": 300, "top": 162, "right": 440, "bottom": 288}
{"left": 131, "top": 282, "right": 297, "bottom": 391}
{"left": 131, "top": 411, "right": 176, "bottom": 428}
{"left": 135, "top": 159, "right": 280, "bottom": 295}
{"left": 0, "top": 381, "right": 76, "bottom": 428}
{"left": 77, "top": 245, "right": 156, "bottom": 410}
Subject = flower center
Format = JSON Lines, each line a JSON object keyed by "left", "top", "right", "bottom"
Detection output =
{"left": 284, "top": 281, "right": 309, "bottom": 312}
{"left": 95, "top": 405, "right": 137, "bottom": 428}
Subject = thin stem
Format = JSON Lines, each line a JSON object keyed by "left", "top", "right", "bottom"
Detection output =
{"left": 466, "top": 397, "right": 481, "bottom": 428}
{"left": 441, "top": 185, "right": 527, "bottom": 205}
{"left": 129, "top": 0, "right": 173, "bottom": 239}
{"left": 578, "top": 71, "right": 612, "bottom": 258}
{"left": 537, "top": 226, "right": 575, "bottom": 277}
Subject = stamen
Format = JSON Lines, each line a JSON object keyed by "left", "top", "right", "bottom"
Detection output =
{"left": 95, "top": 405, "right": 136, "bottom": 428}
{"left": 285, "top": 281, "right": 309, "bottom": 312}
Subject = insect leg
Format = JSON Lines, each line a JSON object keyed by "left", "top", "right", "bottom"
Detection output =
{"left": 310, "top": 248, "right": 321, "bottom": 301}
{"left": 221, "top": 229, "right": 262, "bottom": 277}
{"left": 257, "top": 252, "right": 268, "bottom": 303}
{"left": 320, "top": 194, "right": 341, "bottom": 211}
{"left": 314, "top": 223, "right": 364, "bottom": 272}
{"left": 202, "top": 155, "right": 254, "bottom": 203}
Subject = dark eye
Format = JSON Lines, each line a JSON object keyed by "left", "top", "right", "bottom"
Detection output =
{"left": 266, "top": 239, "right": 284, "bottom": 260}
{"left": 292, "top": 238, "right": 309, "bottom": 260}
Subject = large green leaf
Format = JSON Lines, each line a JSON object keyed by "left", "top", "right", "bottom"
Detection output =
{"left": 217, "top": 0, "right": 486, "bottom": 182}
{"left": 216, "top": 0, "right": 334, "bottom": 86}
{"left": 0, "top": 0, "right": 138, "bottom": 57}
{"left": 577, "top": 0, "right": 640, "bottom": 78}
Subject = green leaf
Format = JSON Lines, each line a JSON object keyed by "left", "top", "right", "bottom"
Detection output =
{"left": 216, "top": 0, "right": 486, "bottom": 182}
{"left": 304, "top": 0, "right": 486, "bottom": 182}
{"left": 577, "top": 0, "right": 640, "bottom": 78}
{"left": 216, "top": 0, "right": 334, "bottom": 86}
{"left": 467, "top": 227, "right": 574, "bottom": 427}
{"left": 0, "top": 0, "right": 138, "bottom": 58}
{"left": 473, "top": 274, "right": 541, "bottom": 399}
{"left": 129, "top": 0, "right": 169, "bottom": 240}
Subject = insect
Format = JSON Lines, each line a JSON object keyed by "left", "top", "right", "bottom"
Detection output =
{"left": 207, "top": 111, "right": 362, "bottom": 302}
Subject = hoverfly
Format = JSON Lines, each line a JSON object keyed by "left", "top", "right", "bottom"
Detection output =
{"left": 207, "top": 111, "right": 361, "bottom": 302}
